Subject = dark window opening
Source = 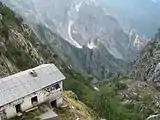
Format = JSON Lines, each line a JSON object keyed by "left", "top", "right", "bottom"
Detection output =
{"left": 51, "top": 100, "right": 57, "bottom": 108}
{"left": 15, "top": 104, "right": 22, "bottom": 113}
{"left": 31, "top": 96, "right": 38, "bottom": 105}
{"left": 55, "top": 84, "right": 60, "bottom": 89}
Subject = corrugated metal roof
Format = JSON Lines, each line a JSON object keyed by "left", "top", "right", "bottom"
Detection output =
{"left": 0, "top": 64, "right": 65, "bottom": 107}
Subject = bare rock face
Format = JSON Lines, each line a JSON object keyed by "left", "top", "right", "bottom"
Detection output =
{"left": 146, "top": 114, "right": 160, "bottom": 120}
{"left": 0, "top": 42, "right": 7, "bottom": 54}
{"left": 0, "top": 56, "right": 18, "bottom": 75}
{"left": 131, "top": 31, "right": 160, "bottom": 88}
{"left": 0, "top": 3, "right": 50, "bottom": 75}
{"left": 149, "top": 63, "right": 160, "bottom": 88}
{"left": 0, "top": 13, "right": 3, "bottom": 21}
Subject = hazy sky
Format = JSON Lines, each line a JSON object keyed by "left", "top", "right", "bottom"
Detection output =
{"left": 151, "top": 0, "right": 159, "bottom": 3}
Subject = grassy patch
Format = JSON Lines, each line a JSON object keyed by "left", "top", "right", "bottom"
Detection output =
{"left": 56, "top": 91, "right": 98, "bottom": 120}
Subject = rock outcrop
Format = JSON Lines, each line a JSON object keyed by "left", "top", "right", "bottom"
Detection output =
{"left": 131, "top": 30, "right": 160, "bottom": 88}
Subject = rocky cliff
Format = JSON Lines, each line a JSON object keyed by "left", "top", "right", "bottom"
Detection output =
{"left": 0, "top": 6, "right": 49, "bottom": 76}
{"left": 131, "top": 30, "right": 160, "bottom": 89}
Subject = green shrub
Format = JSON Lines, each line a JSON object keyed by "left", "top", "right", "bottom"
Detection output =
{"left": 5, "top": 42, "right": 38, "bottom": 70}
{"left": 115, "top": 81, "right": 128, "bottom": 90}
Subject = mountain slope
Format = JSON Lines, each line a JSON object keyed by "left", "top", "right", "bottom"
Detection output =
{"left": 91, "top": 78, "right": 160, "bottom": 120}
{"left": 57, "top": 91, "right": 98, "bottom": 120}
{"left": 32, "top": 24, "right": 131, "bottom": 79}
{"left": 0, "top": 3, "right": 98, "bottom": 120}
{"left": 2, "top": 0, "right": 147, "bottom": 79}
{"left": 4, "top": 0, "right": 145, "bottom": 60}
{"left": 2, "top": 3, "right": 160, "bottom": 120}
{"left": 131, "top": 30, "right": 160, "bottom": 89}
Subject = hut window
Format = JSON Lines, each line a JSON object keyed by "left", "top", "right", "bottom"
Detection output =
{"left": 55, "top": 83, "right": 60, "bottom": 89}
{"left": 15, "top": 104, "right": 22, "bottom": 113}
{"left": 50, "top": 100, "right": 57, "bottom": 108}
{"left": 31, "top": 96, "right": 38, "bottom": 105}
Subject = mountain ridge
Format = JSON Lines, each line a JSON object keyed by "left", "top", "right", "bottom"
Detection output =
{"left": 2, "top": 0, "right": 148, "bottom": 79}
{"left": 3, "top": 0, "right": 146, "bottom": 59}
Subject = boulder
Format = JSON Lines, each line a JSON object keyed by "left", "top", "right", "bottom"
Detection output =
{"left": 0, "top": 42, "right": 7, "bottom": 54}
